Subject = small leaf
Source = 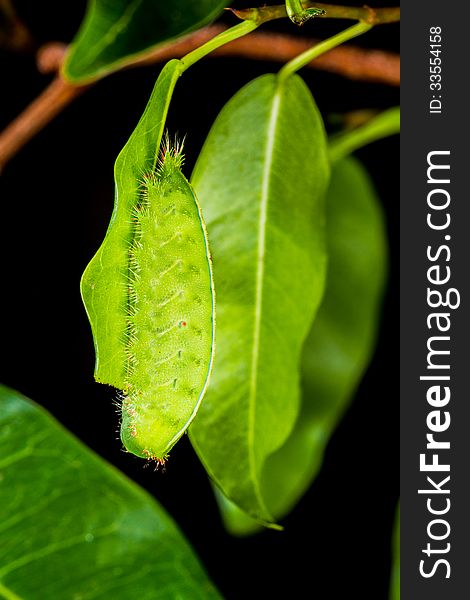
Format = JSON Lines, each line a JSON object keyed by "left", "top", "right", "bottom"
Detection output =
{"left": 0, "top": 384, "right": 221, "bottom": 599}
{"left": 190, "top": 74, "right": 329, "bottom": 524}
{"left": 217, "top": 156, "right": 388, "bottom": 534}
{"left": 64, "top": 0, "right": 226, "bottom": 82}
{"left": 81, "top": 59, "right": 182, "bottom": 390}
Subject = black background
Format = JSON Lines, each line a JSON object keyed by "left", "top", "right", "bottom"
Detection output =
{"left": 0, "top": 1, "right": 399, "bottom": 598}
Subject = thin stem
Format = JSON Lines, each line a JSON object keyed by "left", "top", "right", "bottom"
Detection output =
{"left": 180, "top": 20, "right": 258, "bottom": 71}
{"left": 0, "top": 581, "right": 22, "bottom": 600}
{"left": 0, "top": 25, "right": 399, "bottom": 170}
{"left": 120, "top": 25, "right": 399, "bottom": 87}
{"left": 279, "top": 21, "right": 371, "bottom": 82}
{"left": 286, "top": 0, "right": 305, "bottom": 23}
{"left": 329, "top": 106, "right": 400, "bottom": 162}
{"left": 36, "top": 27, "right": 399, "bottom": 86}
{"left": 285, "top": 0, "right": 326, "bottom": 25}
{"left": 232, "top": 2, "right": 400, "bottom": 25}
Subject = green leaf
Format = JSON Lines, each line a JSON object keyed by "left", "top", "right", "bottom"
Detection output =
{"left": 216, "top": 156, "right": 388, "bottom": 534}
{"left": 0, "top": 384, "right": 221, "bottom": 599}
{"left": 64, "top": 0, "right": 226, "bottom": 82}
{"left": 329, "top": 107, "right": 400, "bottom": 163}
{"left": 81, "top": 59, "right": 182, "bottom": 389}
{"left": 189, "top": 74, "right": 329, "bottom": 525}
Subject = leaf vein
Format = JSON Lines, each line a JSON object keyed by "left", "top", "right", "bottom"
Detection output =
{"left": 81, "top": 0, "right": 145, "bottom": 67}
{"left": 247, "top": 84, "right": 282, "bottom": 520}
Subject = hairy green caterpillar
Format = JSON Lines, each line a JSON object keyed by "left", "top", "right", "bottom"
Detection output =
{"left": 80, "top": 61, "right": 215, "bottom": 463}
{"left": 120, "top": 138, "right": 215, "bottom": 462}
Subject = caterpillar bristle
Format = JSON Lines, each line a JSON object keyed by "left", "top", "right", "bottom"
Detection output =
{"left": 119, "top": 129, "right": 214, "bottom": 463}
{"left": 156, "top": 131, "right": 185, "bottom": 177}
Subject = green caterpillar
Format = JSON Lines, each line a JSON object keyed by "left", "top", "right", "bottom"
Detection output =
{"left": 120, "top": 139, "right": 215, "bottom": 462}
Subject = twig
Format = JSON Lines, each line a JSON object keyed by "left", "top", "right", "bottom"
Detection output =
{"left": 37, "top": 42, "right": 69, "bottom": 74}
{"left": 232, "top": 2, "right": 400, "bottom": 25}
{"left": 129, "top": 25, "right": 399, "bottom": 87}
{"left": 0, "top": 78, "right": 88, "bottom": 172}
{"left": 0, "top": 25, "right": 399, "bottom": 171}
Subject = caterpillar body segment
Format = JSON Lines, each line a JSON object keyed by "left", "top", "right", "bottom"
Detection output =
{"left": 121, "top": 144, "right": 215, "bottom": 461}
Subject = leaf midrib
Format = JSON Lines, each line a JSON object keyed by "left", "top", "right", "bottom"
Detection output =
{"left": 81, "top": 0, "right": 145, "bottom": 66}
{"left": 0, "top": 581, "right": 23, "bottom": 600}
{"left": 247, "top": 82, "right": 282, "bottom": 519}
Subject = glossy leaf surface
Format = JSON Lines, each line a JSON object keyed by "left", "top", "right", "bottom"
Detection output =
{"left": 216, "top": 156, "right": 388, "bottom": 534}
{"left": 0, "top": 384, "right": 220, "bottom": 599}
{"left": 190, "top": 74, "right": 329, "bottom": 524}
{"left": 64, "top": 0, "right": 226, "bottom": 82}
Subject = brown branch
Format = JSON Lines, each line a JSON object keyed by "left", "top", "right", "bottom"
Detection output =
{"left": 232, "top": 2, "right": 400, "bottom": 25}
{"left": 37, "top": 42, "right": 68, "bottom": 74}
{"left": 34, "top": 26, "right": 400, "bottom": 86}
{"left": 0, "top": 78, "right": 88, "bottom": 172}
{"left": 127, "top": 25, "right": 399, "bottom": 87}
{"left": 0, "top": 25, "right": 399, "bottom": 171}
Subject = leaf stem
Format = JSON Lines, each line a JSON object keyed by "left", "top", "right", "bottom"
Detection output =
{"left": 278, "top": 21, "right": 371, "bottom": 83}
{"left": 329, "top": 106, "right": 400, "bottom": 162}
{"left": 0, "top": 581, "right": 23, "bottom": 600}
{"left": 285, "top": 0, "right": 326, "bottom": 25}
{"left": 180, "top": 20, "right": 258, "bottom": 72}
{"left": 0, "top": 21, "right": 399, "bottom": 171}
{"left": 232, "top": 2, "right": 400, "bottom": 25}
